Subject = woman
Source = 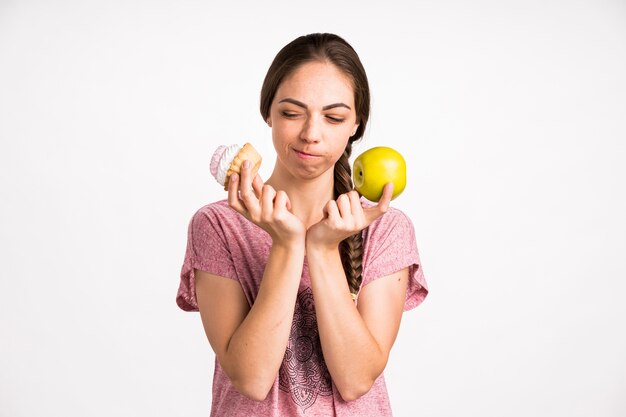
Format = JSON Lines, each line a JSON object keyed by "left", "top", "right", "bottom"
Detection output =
{"left": 176, "top": 33, "right": 428, "bottom": 416}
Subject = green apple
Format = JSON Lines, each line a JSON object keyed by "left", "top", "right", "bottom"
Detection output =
{"left": 352, "top": 146, "right": 406, "bottom": 202}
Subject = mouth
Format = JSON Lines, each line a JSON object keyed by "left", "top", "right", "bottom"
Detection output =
{"left": 293, "top": 148, "right": 320, "bottom": 159}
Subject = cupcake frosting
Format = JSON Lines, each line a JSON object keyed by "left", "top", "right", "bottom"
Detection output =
{"left": 210, "top": 144, "right": 240, "bottom": 186}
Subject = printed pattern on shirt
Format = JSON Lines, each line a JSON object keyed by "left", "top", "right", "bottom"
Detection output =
{"left": 279, "top": 287, "right": 332, "bottom": 411}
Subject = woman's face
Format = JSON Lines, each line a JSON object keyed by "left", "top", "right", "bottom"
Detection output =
{"left": 268, "top": 61, "right": 359, "bottom": 181}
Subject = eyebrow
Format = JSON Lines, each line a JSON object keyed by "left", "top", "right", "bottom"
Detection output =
{"left": 278, "top": 98, "right": 352, "bottom": 111}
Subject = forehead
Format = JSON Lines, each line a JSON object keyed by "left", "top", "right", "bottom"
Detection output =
{"left": 275, "top": 61, "right": 355, "bottom": 107}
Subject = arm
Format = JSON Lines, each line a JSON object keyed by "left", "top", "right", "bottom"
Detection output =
{"left": 306, "top": 246, "right": 408, "bottom": 401}
{"left": 195, "top": 240, "right": 304, "bottom": 401}
{"left": 195, "top": 160, "right": 307, "bottom": 400}
{"left": 306, "top": 183, "right": 407, "bottom": 401}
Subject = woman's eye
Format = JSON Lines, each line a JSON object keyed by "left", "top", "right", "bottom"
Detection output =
{"left": 326, "top": 116, "right": 345, "bottom": 123}
{"left": 281, "top": 111, "right": 298, "bottom": 118}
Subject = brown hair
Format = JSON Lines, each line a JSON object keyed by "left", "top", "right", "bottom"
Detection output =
{"left": 259, "top": 33, "right": 370, "bottom": 296}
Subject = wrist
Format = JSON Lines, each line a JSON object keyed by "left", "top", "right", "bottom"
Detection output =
{"left": 305, "top": 240, "right": 339, "bottom": 258}
{"left": 271, "top": 236, "right": 306, "bottom": 252}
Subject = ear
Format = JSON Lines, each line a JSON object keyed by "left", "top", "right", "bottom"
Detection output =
{"left": 351, "top": 123, "right": 359, "bottom": 137}
{"left": 266, "top": 117, "right": 272, "bottom": 128}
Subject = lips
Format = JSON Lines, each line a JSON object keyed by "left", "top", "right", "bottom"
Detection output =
{"left": 293, "top": 148, "right": 320, "bottom": 158}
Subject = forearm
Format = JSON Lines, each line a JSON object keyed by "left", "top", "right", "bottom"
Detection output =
{"left": 222, "top": 242, "right": 304, "bottom": 399}
{"left": 306, "top": 245, "right": 387, "bottom": 401}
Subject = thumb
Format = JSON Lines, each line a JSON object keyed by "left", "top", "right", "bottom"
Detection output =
{"left": 364, "top": 182, "right": 393, "bottom": 224}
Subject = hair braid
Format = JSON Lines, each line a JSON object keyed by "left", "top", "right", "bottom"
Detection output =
{"left": 334, "top": 143, "right": 364, "bottom": 297}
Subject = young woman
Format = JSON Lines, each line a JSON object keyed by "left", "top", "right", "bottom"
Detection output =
{"left": 176, "top": 33, "right": 428, "bottom": 417}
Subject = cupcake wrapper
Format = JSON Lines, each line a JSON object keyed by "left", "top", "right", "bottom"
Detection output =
{"left": 223, "top": 143, "right": 262, "bottom": 191}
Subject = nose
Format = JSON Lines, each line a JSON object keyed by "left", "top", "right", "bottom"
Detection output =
{"left": 300, "top": 115, "right": 322, "bottom": 143}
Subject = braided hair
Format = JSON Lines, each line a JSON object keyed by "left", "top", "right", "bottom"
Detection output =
{"left": 333, "top": 144, "right": 364, "bottom": 295}
{"left": 260, "top": 33, "right": 371, "bottom": 296}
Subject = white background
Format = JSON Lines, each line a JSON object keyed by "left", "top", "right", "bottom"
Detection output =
{"left": 1, "top": 1, "right": 625, "bottom": 416}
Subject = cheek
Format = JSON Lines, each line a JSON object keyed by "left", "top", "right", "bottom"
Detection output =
{"left": 272, "top": 118, "right": 300, "bottom": 137}
{"left": 271, "top": 124, "right": 295, "bottom": 155}
{"left": 333, "top": 117, "right": 357, "bottom": 138}
{"left": 330, "top": 137, "right": 351, "bottom": 161}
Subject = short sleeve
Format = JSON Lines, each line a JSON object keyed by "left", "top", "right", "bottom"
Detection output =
{"left": 175, "top": 205, "right": 238, "bottom": 312}
{"left": 361, "top": 208, "right": 428, "bottom": 311}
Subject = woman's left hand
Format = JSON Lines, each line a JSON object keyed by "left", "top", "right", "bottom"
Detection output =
{"left": 306, "top": 182, "right": 394, "bottom": 249}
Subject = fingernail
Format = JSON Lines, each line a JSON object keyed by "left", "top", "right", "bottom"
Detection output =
{"left": 231, "top": 173, "right": 238, "bottom": 181}
{"left": 243, "top": 160, "right": 250, "bottom": 169}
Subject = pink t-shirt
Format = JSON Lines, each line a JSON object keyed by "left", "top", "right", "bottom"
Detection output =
{"left": 176, "top": 200, "right": 428, "bottom": 417}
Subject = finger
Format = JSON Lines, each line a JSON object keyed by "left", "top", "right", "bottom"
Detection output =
{"left": 274, "top": 190, "right": 293, "bottom": 219}
{"left": 260, "top": 185, "right": 276, "bottom": 221}
{"left": 239, "top": 160, "right": 254, "bottom": 193}
{"left": 227, "top": 173, "right": 247, "bottom": 215}
{"left": 347, "top": 190, "right": 362, "bottom": 217}
{"left": 324, "top": 199, "right": 340, "bottom": 223}
{"left": 347, "top": 190, "right": 367, "bottom": 228}
{"left": 275, "top": 190, "right": 289, "bottom": 211}
{"left": 364, "top": 182, "right": 393, "bottom": 224}
{"left": 252, "top": 174, "right": 264, "bottom": 199}
{"left": 336, "top": 194, "right": 352, "bottom": 219}
{"left": 378, "top": 182, "right": 394, "bottom": 211}
{"left": 238, "top": 160, "right": 261, "bottom": 217}
{"left": 284, "top": 192, "right": 292, "bottom": 211}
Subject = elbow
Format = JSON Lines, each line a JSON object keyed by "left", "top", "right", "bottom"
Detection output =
{"left": 237, "top": 386, "right": 270, "bottom": 402}
{"left": 218, "top": 357, "right": 276, "bottom": 401}
{"left": 231, "top": 376, "right": 273, "bottom": 402}
{"left": 337, "top": 378, "right": 376, "bottom": 402}
{"left": 336, "top": 356, "right": 387, "bottom": 402}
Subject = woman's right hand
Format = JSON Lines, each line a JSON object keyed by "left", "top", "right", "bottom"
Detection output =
{"left": 228, "top": 160, "right": 306, "bottom": 245}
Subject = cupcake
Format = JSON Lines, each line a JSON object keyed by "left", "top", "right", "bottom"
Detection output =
{"left": 210, "top": 143, "right": 262, "bottom": 190}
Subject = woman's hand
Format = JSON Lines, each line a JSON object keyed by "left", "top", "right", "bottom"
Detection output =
{"left": 228, "top": 160, "right": 306, "bottom": 245}
{"left": 306, "top": 182, "right": 394, "bottom": 249}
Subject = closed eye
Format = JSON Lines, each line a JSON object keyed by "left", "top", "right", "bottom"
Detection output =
{"left": 326, "top": 115, "right": 345, "bottom": 123}
{"left": 281, "top": 111, "right": 300, "bottom": 119}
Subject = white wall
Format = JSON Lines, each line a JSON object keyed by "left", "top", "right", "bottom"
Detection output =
{"left": 1, "top": 1, "right": 624, "bottom": 416}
